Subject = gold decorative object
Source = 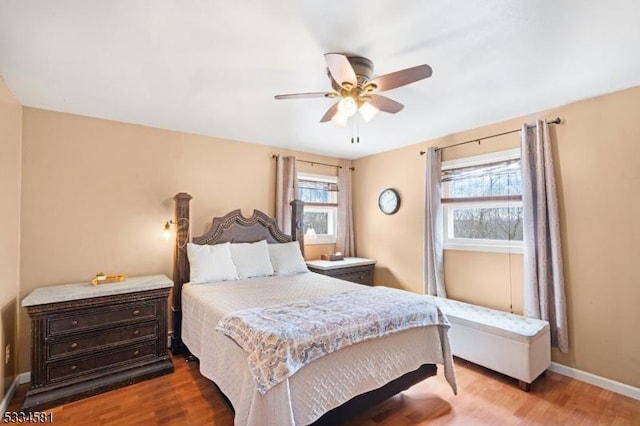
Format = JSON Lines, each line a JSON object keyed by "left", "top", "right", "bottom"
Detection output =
{"left": 91, "top": 274, "right": 127, "bottom": 285}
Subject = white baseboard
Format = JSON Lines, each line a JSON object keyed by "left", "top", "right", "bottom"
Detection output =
{"left": 1, "top": 375, "right": 21, "bottom": 415}
{"left": 550, "top": 362, "right": 639, "bottom": 400}
{"left": 18, "top": 372, "right": 30, "bottom": 385}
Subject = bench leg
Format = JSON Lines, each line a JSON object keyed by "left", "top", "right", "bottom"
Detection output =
{"left": 518, "top": 380, "right": 531, "bottom": 392}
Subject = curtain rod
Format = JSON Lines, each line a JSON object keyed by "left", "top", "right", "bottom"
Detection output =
{"left": 272, "top": 155, "right": 355, "bottom": 171}
{"left": 419, "top": 117, "right": 562, "bottom": 155}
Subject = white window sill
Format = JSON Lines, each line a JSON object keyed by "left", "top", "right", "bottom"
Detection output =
{"left": 304, "top": 235, "right": 337, "bottom": 245}
{"left": 444, "top": 242, "right": 523, "bottom": 254}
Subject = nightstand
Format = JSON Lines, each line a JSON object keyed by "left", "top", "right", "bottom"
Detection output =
{"left": 306, "top": 257, "right": 376, "bottom": 286}
{"left": 21, "top": 274, "right": 174, "bottom": 411}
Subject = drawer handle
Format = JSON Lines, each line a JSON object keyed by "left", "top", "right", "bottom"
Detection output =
{"left": 133, "top": 329, "right": 140, "bottom": 335}
{"left": 133, "top": 350, "right": 140, "bottom": 356}
{"left": 132, "top": 310, "right": 140, "bottom": 316}
{"left": 71, "top": 320, "right": 78, "bottom": 326}
{"left": 70, "top": 342, "right": 78, "bottom": 349}
{"left": 70, "top": 365, "right": 77, "bottom": 371}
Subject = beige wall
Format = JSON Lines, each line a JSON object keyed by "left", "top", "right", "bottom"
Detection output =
{"left": 18, "top": 108, "right": 341, "bottom": 372}
{"left": 353, "top": 86, "right": 640, "bottom": 388}
{"left": 0, "top": 78, "right": 22, "bottom": 400}
{"left": 304, "top": 244, "right": 336, "bottom": 260}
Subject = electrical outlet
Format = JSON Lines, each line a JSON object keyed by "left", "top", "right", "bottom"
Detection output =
{"left": 5, "top": 344, "right": 9, "bottom": 364}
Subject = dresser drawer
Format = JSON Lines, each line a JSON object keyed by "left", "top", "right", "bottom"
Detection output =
{"left": 331, "top": 268, "right": 373, "bottom": 285}
{"left": 309, "top": 263, "right": 375, "bottom": 286}
{"left": 48, "top": 303, "right": 157, "bottom": 335}
{"left": 47, "top": 341, "right": 157, "bottom": 383}
{"left": 47, "top": 321, "right": 157, "bottom": 359}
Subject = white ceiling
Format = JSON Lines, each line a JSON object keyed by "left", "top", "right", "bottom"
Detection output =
{"left": 2, "top": 1, "right": 640, "bottom": 160}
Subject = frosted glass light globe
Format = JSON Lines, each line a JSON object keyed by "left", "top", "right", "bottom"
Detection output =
{"left": 337, "top": 96, "right": 357, "bottom": 117}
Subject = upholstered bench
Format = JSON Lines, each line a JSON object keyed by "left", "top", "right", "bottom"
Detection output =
{"left": 425, "top": 295, "right": 550, "bottom": 391}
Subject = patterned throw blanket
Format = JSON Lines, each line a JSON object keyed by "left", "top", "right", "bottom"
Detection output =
{"left": 216, "top": 286, "right": 450, "bottom": 394}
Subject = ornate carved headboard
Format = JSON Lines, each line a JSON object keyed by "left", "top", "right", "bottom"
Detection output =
{"left": 192, "top": 209, "right": 293, "bottom": 245}
{"left": 169, "top": 193, "right": 304, "bottom": 353}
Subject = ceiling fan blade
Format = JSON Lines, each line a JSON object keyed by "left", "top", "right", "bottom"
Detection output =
{"left": 367, "top": 94, "right": 405, "bottom": 113}
{"left": 274, "top": 92, "right": 335, "bottom": 100}
{"left": 368, "top": 64, "right": 432, "bottom": 92}
{"left": 324, "top": 53, "right": 357, "bottom": 88}
{"left": 320, "top": 102, "right": 339, "bottom": 122}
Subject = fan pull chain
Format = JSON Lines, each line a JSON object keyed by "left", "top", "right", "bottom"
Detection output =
{"left": 351, "top": 120, "right": 355, "bottom": 143}
{"left": 349, "top": 118, "right": 361, "bottom": 144}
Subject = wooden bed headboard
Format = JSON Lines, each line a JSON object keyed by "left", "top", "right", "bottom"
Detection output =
{"left": 169, "top": 192, "right": 304, "bottom": 353}
{"left": 192, "top": 209, "right": 293, "bottom": 245}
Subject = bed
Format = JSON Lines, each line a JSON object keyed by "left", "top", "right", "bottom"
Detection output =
{"left": 169, "top": 193, "right": 456, "bottom": 425}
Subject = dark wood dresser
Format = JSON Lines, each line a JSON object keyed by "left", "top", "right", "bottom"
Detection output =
{"left": 306, "top": 257, "right": 376, "bottom": 286}
{"left": 21, "top": 275, "right": 174, "bottom": 411}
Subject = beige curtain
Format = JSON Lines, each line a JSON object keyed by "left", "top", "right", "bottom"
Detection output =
{"left": 521, "top": 120, "right": 569, "bottom": 353}
{"left": 424, "top": 147, "right": 447, "bottom": 297}
{"left": 336, "top": 159, "right": 354, "bottom": 256}
{"left": 275, "top": 155, "right": 298, "bottom": 235}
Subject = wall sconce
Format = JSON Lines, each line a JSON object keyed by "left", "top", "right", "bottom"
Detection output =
{"left": 163, "top": 221, "right": 173, "bottom": 240}
{"left": 163, "top": 218, "right": 190, "bottom": 246}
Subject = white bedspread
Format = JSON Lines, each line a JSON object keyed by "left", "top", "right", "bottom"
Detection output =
{"left": 182, "top": 272, "right": 456, "bottom": 426}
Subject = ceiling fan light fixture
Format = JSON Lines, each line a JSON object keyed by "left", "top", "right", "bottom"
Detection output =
{"left": 337, "top": 96, "right": 358, "bottom": 117}
{"left": 359, "top": 101, "right": 379, "bottom": 123}
{"left": 331, "top": 111, "right": 348, "bottom": 127}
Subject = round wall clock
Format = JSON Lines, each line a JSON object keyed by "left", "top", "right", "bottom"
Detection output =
{"left": 378, "top": 188, "right": 401, "bottom": 215}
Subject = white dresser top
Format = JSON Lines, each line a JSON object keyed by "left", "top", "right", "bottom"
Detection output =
{"left": 306, "top": 257, "right": 376, "bottom": 271}
{"left": 22, "top": 274, "right": 173, "bottom": 307}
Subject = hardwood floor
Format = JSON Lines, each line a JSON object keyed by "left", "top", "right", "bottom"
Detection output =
{"left": 8, "top": 355, "right": 639, "bottom": 425}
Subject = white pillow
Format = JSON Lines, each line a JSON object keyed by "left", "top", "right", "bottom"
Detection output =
{"left": 187, "top": 242, "right": 238, "bottom": 284}
{"left": 268, "top": 241, "right": 309, "bottom": 275}
{"left": 230, "top": 240, "right": 274, "bottom": 279}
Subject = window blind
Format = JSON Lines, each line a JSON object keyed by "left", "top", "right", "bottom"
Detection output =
{"left": 442, "top": 158, "right": 522, "bottom": 203}
{"left": 298, "top": 179, "right": 338, "bottom": 207}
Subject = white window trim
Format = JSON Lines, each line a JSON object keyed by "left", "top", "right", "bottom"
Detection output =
{"left": 442, "top": 148, "right": 523, "bottom": 254}
{"left": 441, "top": 148, "right": 521, "bottom": 171}
{"left": 298, "top": 172, "right": 338, "bottom": 245}
{"left": 298, "top": 172, "right": 338, "bottom": 184}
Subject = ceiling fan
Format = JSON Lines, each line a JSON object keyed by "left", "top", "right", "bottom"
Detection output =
{"left": 274, "top": 53, "right": 432, "bottom": 126}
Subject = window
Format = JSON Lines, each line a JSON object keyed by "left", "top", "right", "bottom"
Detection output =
{"left": 441, "top": 148, "right": 523, "bottom": 253}
{"left": 298, "top": 172, "right": 338, "bottom": 244}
